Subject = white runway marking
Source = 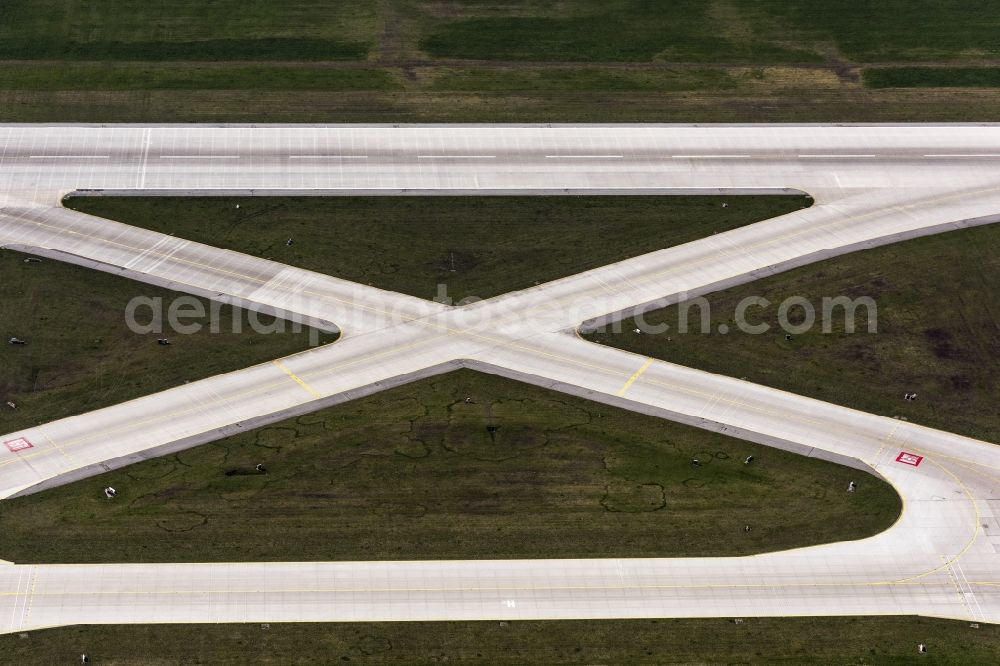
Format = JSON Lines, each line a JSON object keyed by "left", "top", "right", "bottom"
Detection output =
{"left": 288, "top": 155, "right": 368, "bottom": 160}
{"left": 671, "top": 154, "right": 751, "bottom": 159}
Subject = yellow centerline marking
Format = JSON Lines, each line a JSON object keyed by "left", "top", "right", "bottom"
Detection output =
{"left": 0, "top": 569, "right": 988, "bottom": 603}
{"left": 0, "top": 571, "right": 974, "bottom": 597}
{"left": 271, "top": 360, "right": 322, "bottom": 399}
{"left": 616, "top": 357, "right": 653, "bottom": 396}
{"left": 32, "top": 425, "right": 78, "bottom": 471}
{"left": 888, "top": 457, "right": 982, "bottom": 585}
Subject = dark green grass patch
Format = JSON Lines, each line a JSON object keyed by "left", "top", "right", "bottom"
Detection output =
{"left": 0, "top": 0, "right": 374, "bottom": 61}
{"left": 66, "top": 195, "right": 809, "bottom": 303}
{"left": 865, "top": 68, "right": 1000, "bottom": 88}
{"left": 586, "top": 224, "right": 1000, "bottom": 444}
{"left": 0, "top": 38, "right": 369, "bottom": 62}
{"left": 740, "top": 0, "right": 1000, "bottom": 62}
{"left": 419, "top": 1, "right": 820, "bottom": 63}
{"left": 0, "top": 369, "right": 900, "bottom": 563}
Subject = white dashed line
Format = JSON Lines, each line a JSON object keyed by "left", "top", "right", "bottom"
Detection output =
{"left": 288, "top": 155, "right": 369, "bottom": 160}
{"left": 671, "top": 154, "right": 751, "bottom": 159}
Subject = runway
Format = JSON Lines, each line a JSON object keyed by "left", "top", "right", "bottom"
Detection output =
{"left": 1, "top": 124, "right": 999, "bottom": 632}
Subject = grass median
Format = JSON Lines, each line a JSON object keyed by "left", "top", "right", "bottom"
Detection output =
{"left": 4, "top": 616, "right": 996, "bottom": 665}
{"left": 65, "top": 195, "right": 809, "bottom": 303}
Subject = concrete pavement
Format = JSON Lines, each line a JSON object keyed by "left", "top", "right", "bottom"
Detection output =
{"left": 1, "top": 124, "right": 999, "bottom": 632}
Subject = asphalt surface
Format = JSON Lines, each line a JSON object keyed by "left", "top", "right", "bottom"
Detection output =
{"left": 1, "top": 124, "right": 999, "bottom": 632}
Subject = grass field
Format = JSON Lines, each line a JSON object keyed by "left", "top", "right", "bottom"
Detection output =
{"left": 4, "top": 616, "right": 997, "bottom": 665}
{"left": 0, "top": 1, "right": 997, "bottom": 122}
{"left": 0, "top": 367, "right": 900, "bottom": 564}
{"left": 66, "top": 195, "right": 808, "bottom": 303}
{"left": 586, "top": 223, "right": 1000, "bottom": 444}
{"left": 0, "top": 249, "right": 334, "bottom": 436}
{"left": 425, "top": 67, "right": 739, "bottom": 93}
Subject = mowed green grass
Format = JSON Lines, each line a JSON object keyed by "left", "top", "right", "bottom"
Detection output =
{"left": 3, "top": 1, "right": 996, "bottom": 66}
{"left": 743, "top": 0, "right": 1000, "bottom": 62}
{"left": 0, "top": 249, "right": 335, "bottom": 436}
{"left": 4, "top": 616, "right": 997, "bottom": 665}
{"left": 0, "top": 368, "right": 901, "bottom": 564}
{"left": 0, "top": 64, "right": 401, "bottom": 92}
{"left": 0, "top": 0, "right": 374, "bottom": 60}
{"left": 5, "top": 86, "right": 1000, "bottom": 124}
{"left": 66, "top": 195, "right": 809, "bottom": 303}
{"left": 586, "top": 223, "right": 1000, "bottom": 444}
{"left": 426, "top": 67, "right": 739, "bottom": 92}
